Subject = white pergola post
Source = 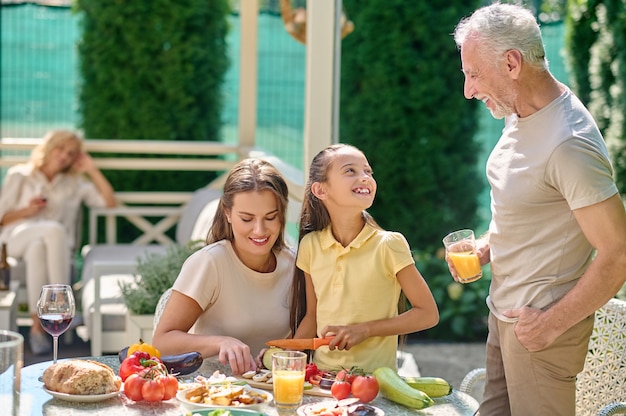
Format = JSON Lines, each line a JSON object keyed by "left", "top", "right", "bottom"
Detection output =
{"left": 303, "top": 0, "right": 342, "bottom": 178}
{"left": 238, "top": 0, "right": 259, "bottom": 156}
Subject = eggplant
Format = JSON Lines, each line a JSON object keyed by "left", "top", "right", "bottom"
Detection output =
{"left": 118, "top": 346, "right": 203, "bottom": 376}
{"left": 160, "top": 351, "right": 204, "bottom": 375}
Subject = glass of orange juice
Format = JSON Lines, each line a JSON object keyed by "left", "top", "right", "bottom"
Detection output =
{"left": 443, "top": 229, "right": 482, "bottom": 283}
{"left": 272, "top": 350, "right": 307, "bottom": 414}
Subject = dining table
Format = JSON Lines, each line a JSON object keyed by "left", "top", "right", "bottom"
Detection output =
{"left": 19, "top": 355, "right": 479, "bottom": 416}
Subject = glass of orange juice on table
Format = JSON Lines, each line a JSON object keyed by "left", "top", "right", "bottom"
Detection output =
{"left": 272, "top": 350, "right": 307, "bottom": 414}
{"left": 443, "top": 229, "right": 482, "bottom": 283}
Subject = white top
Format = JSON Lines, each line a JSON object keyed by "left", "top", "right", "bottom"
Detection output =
{"left": 486, "top": 88, "right": 618, "bottom": 321}
{"left": 173, "top": 239, "right": 296, "bottom": 356}
{"left": 0, "top": 164, "right": 106, "bottom": 248}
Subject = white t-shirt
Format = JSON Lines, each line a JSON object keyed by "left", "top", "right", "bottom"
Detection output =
{"left": 486, "top": 88, "right": 618, "bottom": 321}
{"left": 0, "top": 164, "right": 106, "bottom": 248}
{"left": 173, "top": 239, "right": 295, "bottom": 356}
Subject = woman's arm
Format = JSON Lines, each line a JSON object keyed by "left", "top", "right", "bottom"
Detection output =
{"left": 0, "top": 171, "right": 46, "bottom": 226}
{"left": 152, "top": 290, "right": 258, "bottom": 375}
{"left": 0, "top": 197, "right": 46, "bottom": 226}
{"left": 73, "top": 153, "right": 117, "bottom": 207}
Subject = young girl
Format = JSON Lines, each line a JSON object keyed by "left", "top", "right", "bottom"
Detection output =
{"left": 290, "top": 144, "right": 439, "bottom": 373}
{"left": 153, "top": 158, "right": 296, "bottom": 375}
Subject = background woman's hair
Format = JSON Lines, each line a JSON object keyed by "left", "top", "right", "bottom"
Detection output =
{"left": 207, "top": 158, "right": 289, "bottom": 251}
{"left": 30, "top": 130, "right": 84, "bottom": 173}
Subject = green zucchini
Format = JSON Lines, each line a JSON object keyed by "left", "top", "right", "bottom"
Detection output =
{"left": 402, "top": 376, "right": 452, "bottom": 398}
{"left": 373, "top": 367, "right": 434, "bottom": 409}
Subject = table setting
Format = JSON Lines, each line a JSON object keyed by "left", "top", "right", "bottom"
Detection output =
{"left": 16, "top": 338, "right": 479, "bottom": 416}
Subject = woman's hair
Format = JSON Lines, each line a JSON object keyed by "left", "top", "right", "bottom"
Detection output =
{"left": 289, "top": 143, "right": 380, "bottom": 334}
{"left": 453, "top": 3, "right": 548, "bottom": 71}
{"left": 30, "top": 130, "right": 84, "bottom": 173}
{"left": 207, "top": 158, "right": 289, "bottom": 251}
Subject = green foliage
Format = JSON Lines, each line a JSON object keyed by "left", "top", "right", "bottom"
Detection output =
{"left": 340, "top": 0, "right": 483, "bottom": 251}
{"left": 413, "top": 249, "right": 489, "bottom": 341}
{"left": 74, "top": 0, "right": 230, "bottom": 194}
{"left": 119, "top": 241, "right": 204, "bottom": 315}
{"left": 565, "top": 0, "right": 626, "bottom": 195}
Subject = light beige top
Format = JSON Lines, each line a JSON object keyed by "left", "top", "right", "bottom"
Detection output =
{"left": 486, "top": 88, "right": 618, "bottom": 321}
{"left": 0, "top": 163, "right": 106, "bottom": 248}
{"left": 173, "top": 240, "right": 295, "bottom": 356}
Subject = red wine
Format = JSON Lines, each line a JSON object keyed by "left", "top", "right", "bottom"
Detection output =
{"left": 39, "top": 314, "right": 73, "bottom": 336}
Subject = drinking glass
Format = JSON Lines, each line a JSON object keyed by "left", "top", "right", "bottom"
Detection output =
{"left": 443, "top": 229, "right": 483, "bottom": 283}
{"left": 272, "top": 350, "right": 307, "bottom": 414}
{"left": 36, "top": 284, "right": 75, "bottom": 363}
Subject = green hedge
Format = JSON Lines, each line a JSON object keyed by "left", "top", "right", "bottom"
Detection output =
{"left": 74, "top": 0, "right": 230, "bottom": 194}
{"left": 339, "top": 0, "right": 486, "bottom": 341}
{"left": 74, "top": 0, "right": 230, "bottom": 242}
{"left": 340, "top": 0, "right": 483, "bottom": 252}
{"left": 565, "top": 0, "right": 626, "bottom": 194}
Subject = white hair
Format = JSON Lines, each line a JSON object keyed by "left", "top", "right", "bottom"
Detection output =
{"left": 454, "top": 3, "right": 548, "bottom": 71}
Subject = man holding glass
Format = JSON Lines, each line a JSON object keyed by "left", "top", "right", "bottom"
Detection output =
{"left": 450, "top": 3, "right": 626, "bottom": 415}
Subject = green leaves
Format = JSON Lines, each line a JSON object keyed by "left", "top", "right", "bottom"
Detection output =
{"left": 119, "top": 240, "right": 203, "bottom": 315}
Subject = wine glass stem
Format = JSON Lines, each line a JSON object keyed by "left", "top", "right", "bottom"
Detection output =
{"left": 53, "top": 336, "right": 59, "bottom": 364}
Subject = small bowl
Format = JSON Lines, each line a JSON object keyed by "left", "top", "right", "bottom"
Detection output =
{"left": 319, "top": 376, "right": 335, "bottom": 390}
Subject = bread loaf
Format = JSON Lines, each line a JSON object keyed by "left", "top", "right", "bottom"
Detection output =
{"left": 43, "top": 359, "right": 122, "bottom": 395}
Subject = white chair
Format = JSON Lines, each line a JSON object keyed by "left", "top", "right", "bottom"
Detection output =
{"left": 80, "top": 187, "right": 221, "bottom": 355}
{"left": 459, "top": 298, "right": 626, "bottom": 416}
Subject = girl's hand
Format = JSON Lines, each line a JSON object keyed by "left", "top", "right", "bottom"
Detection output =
{"left": 321, "top": 325, "right": 368, "bottom": 351}
{"left": 217, "top": 337, "right": 257, "bottom": 375}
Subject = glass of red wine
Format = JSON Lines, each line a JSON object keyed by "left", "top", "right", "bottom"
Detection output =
{"left": 36, "top": 284, "right": 75, "bottom": 364}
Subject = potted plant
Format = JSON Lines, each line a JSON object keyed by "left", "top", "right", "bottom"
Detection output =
{"left": 119, "top": 240, "right": 204, "bottom": 342}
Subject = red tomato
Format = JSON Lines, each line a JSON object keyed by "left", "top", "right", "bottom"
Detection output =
{"left": 330, "top": 380, "right": 351, "bottom": 400}
{"left": 141, "top": 378, "right": 165, "bottom": 402}
{"left": 351, "top": 375, "right": 379, "bottom": 403}
{"left": 124, "top": 373, "right": 146, "bottom": 401}
{"left": 336, "top": 369, "right": 356, "bottom": 384}
{"left": 161, "top": 374, "right": 178, "bottom": 400}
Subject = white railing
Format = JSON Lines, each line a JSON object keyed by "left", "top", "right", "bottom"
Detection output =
{"left": 0, "top": 138, "right": 304, "bottom": 246}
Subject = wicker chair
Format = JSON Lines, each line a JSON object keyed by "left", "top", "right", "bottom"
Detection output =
{"left": 459, "top": 298, "right": 626, "bottom": 416}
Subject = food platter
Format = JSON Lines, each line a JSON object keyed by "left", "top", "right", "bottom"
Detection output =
{"left": 43, "top": 387, "right": 121, "bottom": 403}
{"left": 297, "top": 399, "right": 385, "bottom": 416}
{"left": 177, "top": 385, "right": 272, "bottom": 412}
{"left": 234, "top": 377, "right": 333, "bottom": 398}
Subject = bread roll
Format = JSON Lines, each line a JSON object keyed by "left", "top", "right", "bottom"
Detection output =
{"left": 43, "top": 359, "right": 122, "bottom": 395}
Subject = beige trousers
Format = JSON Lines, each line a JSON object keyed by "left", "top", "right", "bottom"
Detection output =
{"left": 479, "top": 310, "right": 594, "bottom": 416}
{"left": 7, "top": 220, "right": 71, "bottom": 312}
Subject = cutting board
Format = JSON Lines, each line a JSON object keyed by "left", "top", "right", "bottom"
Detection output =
{"left": 235, "top": 377, "right": 333, "bottom": 397}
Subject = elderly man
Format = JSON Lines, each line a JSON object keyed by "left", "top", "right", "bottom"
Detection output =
{"left": 449, "top": 3, "right": 626, "bottom": 415}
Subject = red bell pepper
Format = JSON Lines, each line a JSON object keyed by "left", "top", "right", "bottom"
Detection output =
{"left": 119, "top": 351, "right": 164, "bottom": 382}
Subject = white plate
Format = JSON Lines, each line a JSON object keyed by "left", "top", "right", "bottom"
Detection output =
{"left": 297, "top": 400, "right": 384, "bottom": 416}
{"left": 43, "top": 387, "right": 121, "bottom": 403}
{"left": 176, "top": 385, "right": 272, "bottom": 411}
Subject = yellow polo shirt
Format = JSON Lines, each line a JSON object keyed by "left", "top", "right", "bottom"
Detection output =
{"left": 296, "top": 223, "right": 416, "bottom": 373}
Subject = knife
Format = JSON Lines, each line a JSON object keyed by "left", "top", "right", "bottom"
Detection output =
{"left": 265, "top": 337, "right": 334, "bottom": 350}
